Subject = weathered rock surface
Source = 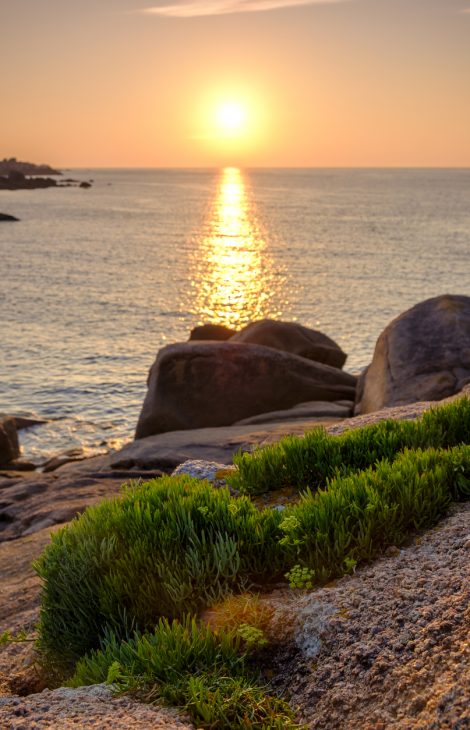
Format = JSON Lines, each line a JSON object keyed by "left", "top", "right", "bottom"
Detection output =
{"left": 267, "top": 501, "right": 470, "bottom": 729}
{"left": 60, "top": 388, "right": 470, "bottom": 477}
{"left": 0, "top": 685, "right": 194, "bottom": 729}
{"left": 135, "top": 342, "right": 356, "bottom": 438}
{"left": 0, "top": 416, "right": 20, "bottom": 466}
{"left": 230, "top": 319, "right": 347, "bottom": 368}
{"left": 356, "top": 294, "right": 470, "bottom": 414}
{"left": 172, "top": 460, "right": 235, "bottom": 489}
{"left": 0, "top": 468, "right": 163, "bottom": 542}
{"left": 109, "top": 419, "right": 340, "bottom": 472}
{"left": 0, "top": 525, "right": 56, "bottom": 697}
{"left": 234, "top": 400, "right": 354, "bottom": 425}
{"left": 189, "top": 323, "right": 236, "bottom": 340}
{"left": 41, "top": 447, "right": 89, "bottom": 472}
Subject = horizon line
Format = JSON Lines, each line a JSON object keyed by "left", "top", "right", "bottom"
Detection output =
{"left": 60, "top": 164, "right": 470, "bottom": 170}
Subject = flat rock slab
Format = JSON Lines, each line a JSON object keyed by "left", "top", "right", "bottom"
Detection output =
{"left": 0, "top": 685, "right": 194, "bottom": 729}
{"left": 60, "top": 390, "right": 470, "bottom": 478}
{"left": 0, "top": 525, "right": 61, "bottom": 695}
{"left": 0, "top": 470, "right": 162, "bottom": 542}
{"left": 109, "top": 419, "right": 340, "bottom": 471}
{"left": 235, "top": 400, "right": 353, "bottom": 425}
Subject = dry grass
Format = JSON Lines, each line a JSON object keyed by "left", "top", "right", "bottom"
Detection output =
{"left": 202, "top": 593, "right": 275, "bottom": 638}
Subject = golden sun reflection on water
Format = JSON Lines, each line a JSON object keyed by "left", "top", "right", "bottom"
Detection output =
{"left": 188, "top": 167, "right": 285, "bottom": 329}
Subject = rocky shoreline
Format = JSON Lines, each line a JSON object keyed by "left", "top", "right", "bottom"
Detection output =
{"left": 0, "top": 157, "right": 92, "bottom": 194}
{"left": 0, "top": 170, "right": 92, "bottom": 191}
{"left": 1, "top": 395, "right": 469, "bottom": 728}
{"left": 1, "top": 293, "right": 469, "bottom": 727}
{"left": 0, "top": 159, "right": 61, "bottom": 177}
{"left": 2, "top": 294, "right": 469, "bottom": 475}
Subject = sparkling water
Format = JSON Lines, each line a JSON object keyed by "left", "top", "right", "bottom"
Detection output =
{"left": 1, "top": 167, "right": 469, "bottom": 462}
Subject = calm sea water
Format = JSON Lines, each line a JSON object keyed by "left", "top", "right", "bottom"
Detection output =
{"left": 1, "top": 168, "right": 469, "bottom": 463}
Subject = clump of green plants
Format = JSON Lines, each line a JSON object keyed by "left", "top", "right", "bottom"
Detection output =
{"left": 285, "top": 565, "right": 315, "bottom": 590}
{"left": 229, "top": 397, "right": 470, "bottom": 494}
{"left": 34, "top": 475, "right": 286, "bottom": 673}
{"left": 235, "top": 624, "right": 269, "bottom": 650}
{"left": 35, "top": 442, "right": 470, "bottom": 678}
{"left": 70, "top": 617, "right": 301, "bottom": 729}
{"left": 31, "top": 399, "right": 470, "bottom": 728}
{"left": 280, "top": 444, "right": 470, "bottom": 583}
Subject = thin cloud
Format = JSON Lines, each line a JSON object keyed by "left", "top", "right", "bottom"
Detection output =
{"left": 141, "top": 0, "right": 346, "bottom": 19}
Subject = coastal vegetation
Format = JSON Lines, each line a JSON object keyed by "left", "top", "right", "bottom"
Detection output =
{"left": 32, "top": 398, "right": 470, "bottom": 727}
{"left": 69, "top": 618, "right": 299, "bottom": 728}
{"left": 229, "top": 397, "right": 470, "bottom": 494}
{"left": 35, "top": 435, "right": 470, "bottom": 668}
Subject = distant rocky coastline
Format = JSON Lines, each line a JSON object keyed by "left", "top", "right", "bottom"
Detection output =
{"left": 0, "top": 158, "right": 61, "bottom": 177}
{"left": 0, "top": 157, "right": 92, "bottom": 191}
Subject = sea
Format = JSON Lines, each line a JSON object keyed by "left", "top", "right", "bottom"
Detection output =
{"left": 1, "top": 167, "right": 469, "bottom": 464}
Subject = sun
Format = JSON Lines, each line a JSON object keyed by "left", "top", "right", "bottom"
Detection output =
{"left": 216, "top": 102, "right": 247, "bottom": 135}
{"left": 192, "top": 89, "right": 269, "bottom": 157}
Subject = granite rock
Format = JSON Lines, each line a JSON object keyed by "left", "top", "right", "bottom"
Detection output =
{"left": 0, "top": 416, "right": 20, "bottom": 466}
{"left": 230, "top": 319, "right": 347, "bottom": 368}
{"left": 356, "top": 294, "right": 470, "bottom": 414}
{"left": 234, "top": 400, "right": 354, "bottom": 425}
{"left": 135, "top": 341, "right": 356, "bottom": 438}
{"left": 189, "top": 323, "right": 236, "bottom": 340}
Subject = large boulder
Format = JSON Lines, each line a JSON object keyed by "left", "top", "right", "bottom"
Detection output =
{"left": 189, "top": 323, "right": 236, "bottom": 341}
{"left": 135, "top": 341, "right": 356, "bottom": 439}
{"left": 229, "top": 319, "right": 347, "bottom": 368}
{"left": 0, "top": 417, "right": 20, "bottom": 466}
{"left": 356, "top": 294, "right": 470, "bottom": 414}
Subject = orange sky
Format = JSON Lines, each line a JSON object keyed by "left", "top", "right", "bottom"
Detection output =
{"left": 1, "top": 0, "right": 470, "bottom": 167}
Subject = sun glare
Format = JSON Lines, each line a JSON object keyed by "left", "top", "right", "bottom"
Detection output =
{"left": 216, "top": 102, "right": 246, "bottom": 135}
{"left": 185, "top": 167, "right": 284, "bottom": 328}
{"left": 193, "top": 87, "right": 272, "bottom": 160}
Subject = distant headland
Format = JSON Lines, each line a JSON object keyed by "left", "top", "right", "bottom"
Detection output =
{"left": 0, "top": 158, "right": 92, "bottom": 190}
{"left": 0, "top": 157, "right": 61, "bottom": 177}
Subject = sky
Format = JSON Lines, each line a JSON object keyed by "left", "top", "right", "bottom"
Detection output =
{"left": 1, "top": 0, "right": 469, "bottom": 167}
